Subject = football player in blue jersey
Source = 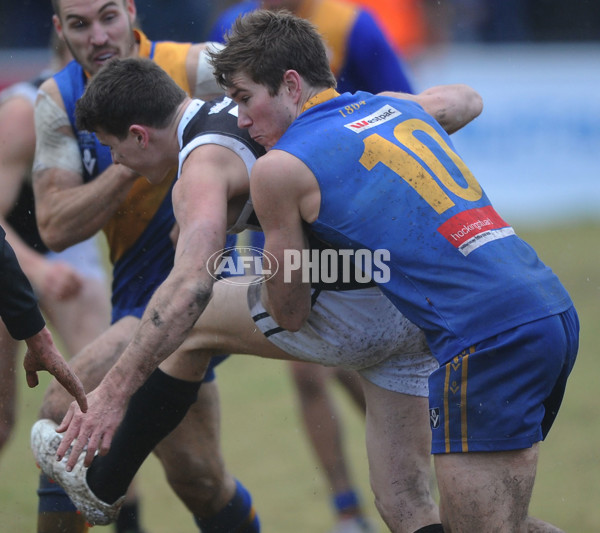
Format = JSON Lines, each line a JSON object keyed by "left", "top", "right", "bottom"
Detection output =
{"left": 211, "top": 4, "right": 416, "bottom": 529}
{"left": 207, "top": 10, "right": 579, "bottom": 533}
{"left": 32, "top": 54, "right": 482, "bottom": 533}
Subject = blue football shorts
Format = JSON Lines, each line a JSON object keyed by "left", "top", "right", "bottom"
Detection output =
{"left": 428, "top": 305, "right": 579, "bottom": 454}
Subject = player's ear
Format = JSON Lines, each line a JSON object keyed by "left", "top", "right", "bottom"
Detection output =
{"left": 130, "top": 125, "right": 149, "bottom": 148}
{"left": 52, "top": 14, "right": 64, "bottom": 38}
{"left": 282, "top": 70, "right": 302, "bottom": 100}
{"left": 125, "top": 0, "right": 137, "bottom": 25}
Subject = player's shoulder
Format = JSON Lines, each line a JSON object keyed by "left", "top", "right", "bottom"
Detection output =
{"left": 255, "top": 149, "right": 307, "bottom": 182}
{"left": 36, "top": 76, "right": 66, "bottom": 110}
{"left": 189, "top": 96, "right": 238, "bottom": 133}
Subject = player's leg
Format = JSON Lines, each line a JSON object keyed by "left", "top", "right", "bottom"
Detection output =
{"left": 361, "top": 378, "right": 440, "bottom": 533}
{"left": 289, "top": 361, "right": 373, "bottom": 531}
{"left": 435, "top": 446, "right": 538, "bottom": 532}
{"left": 33, "top": 279, "right": 437, "bottom": 530}
{"left": 36, "top": 316, "right": 138, "bottom": 533}
{"left": 334, "top": 366, "right": 366, "bottom": 412}
{"left": 41, "top": 276, "right": 110, "bottom": 356}
{"left": 41, "top": 244, "right": 146, "bottom": 533}
{"left": 63, "top": 296, "right": 262, "bottom": 531}
{"left": 41, "top": 237, "right": 111, "bottom": 357}
{"left": 32, "top": 280, "right": 282, "bottom": 527}
{"left": 0, "top": 321, "right": 19, "bottom": 453}
{"left": 154, "top": 380, "right": 260, "bottom": 532}
{"left": 430, "top": 308, "right": 578, "bottom": 532}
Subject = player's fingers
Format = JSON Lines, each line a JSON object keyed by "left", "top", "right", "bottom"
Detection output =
{"left": 66, "top": 434, "right": 88, "bottom": 472}
{"left": 56, "top": 408, "right": 80, "bottom": 460}
{"left": 84, "top": 433, "right": 100, "bottom": 468}
{"left": 98, "top": 429, "right": 114, "bottom": 458}
{"left": 25, "top": 369, "right": 39, "bottom": 388}
{"left": 51, "top": 362, "right": 88, "bottom": 413}
{"left": 56, "top": 405, "right": 75, "bottom": 433}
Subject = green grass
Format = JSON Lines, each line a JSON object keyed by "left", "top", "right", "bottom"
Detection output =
{"left": 0, "top": 219, "right": 598, "bottom": 532}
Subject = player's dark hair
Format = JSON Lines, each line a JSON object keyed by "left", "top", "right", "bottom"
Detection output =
{"left": 76, "top": 57, "right": 186, "bottom": 139}
{"left": 210, "top": 9, "right": 336, "bottom": 96}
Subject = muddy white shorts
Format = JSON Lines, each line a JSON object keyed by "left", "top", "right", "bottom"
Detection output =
{"left": 248, "top": 284, "right": 438, "bottom": 396}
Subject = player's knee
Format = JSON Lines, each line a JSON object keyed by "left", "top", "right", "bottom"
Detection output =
{"left": 371, "top": 467, "right": 435, "bottom": 526}
{"left": 290, "top": 363, "right": 329, "bottom": 396}
{"left": 158, "top": 444, "right": 228, "bottom": 512}
{"left": 38, "top": 383, "right": 71, "bottom": 422}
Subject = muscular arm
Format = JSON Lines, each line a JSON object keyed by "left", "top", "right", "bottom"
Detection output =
{"left": 250, "top": 151, "right": 317, "bottom": 331}
{"left": 32, "top": 79, "right": 139, "bottom": 251}
{"left": 380, "top": 84, "right": 483, "bottom": 134}
{"left": 100, "top": 145, "right": 238, "bottom": 392}
{"left": 0, "top": 95, "right": 83, "bottom": 299}
{"left": 0, "top": 96, "right": 44, "bottom": 270}
{"left": 57, "top": 144, "right": 251, "bottom": 466}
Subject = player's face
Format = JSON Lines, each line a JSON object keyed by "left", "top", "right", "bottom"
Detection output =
{"left": 53, "top": 0, "right": 137, "bottom": 76}
{"left": 228, "top": 73, "right": 295, "bottom": 151}
{"left": 96, "top": 129, "right": 170, "bottom": 184}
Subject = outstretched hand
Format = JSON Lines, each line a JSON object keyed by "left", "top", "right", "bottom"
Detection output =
{"left": 23, "top": 326, "right": 87, "bottom": 412}
{"left": 55, "top": 383, "right": 128, "bottom": 471}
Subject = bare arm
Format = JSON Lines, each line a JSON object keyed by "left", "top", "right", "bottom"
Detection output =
{"left": 0, "top": 95, "right": 83, "bottom": 299}
{"left": 0, "top": 96, "right": 47, "bottom": 271}
{"left": 56, "top": 144, "right": 249, "bottom": 467}
{"left": 250, "top": 151, "right": 316, "bottom": 332}
{"left": 96, "top": 146, "right": 235, "bottom": 393}
{"left": 32, "top": 79, "right": 139, "bottom": 251}
{"left": 380, "top": 84, "right": 483, "bottom": 134}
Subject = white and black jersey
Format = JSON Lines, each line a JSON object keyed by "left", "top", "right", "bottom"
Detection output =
{"left": 177, "top": 96, "right": 265, "bottom": 233}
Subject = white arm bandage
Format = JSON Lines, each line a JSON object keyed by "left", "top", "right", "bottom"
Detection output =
{"left": 33, "top": 89, "right": 83, "bottom": 174}
{"left": 194, "top": 42, "right": 225, "bottom": 99}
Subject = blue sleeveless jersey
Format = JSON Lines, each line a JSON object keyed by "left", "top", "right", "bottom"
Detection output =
{"left": 53, "top": 33, "right": 193, "bottom": 322}
{"left": 274, "top": 90, "right": 573, "bottom": 363}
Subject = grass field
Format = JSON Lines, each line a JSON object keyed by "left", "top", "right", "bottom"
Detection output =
{"left": 0, "top": 219, "right": 598, "bottom": 532}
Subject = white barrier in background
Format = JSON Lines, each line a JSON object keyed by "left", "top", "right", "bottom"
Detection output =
{"left": 2, "top": 44, "right": 599, "bottom": 225}
{"left": 413, "top": 43, "right": 600, "bottom": 225}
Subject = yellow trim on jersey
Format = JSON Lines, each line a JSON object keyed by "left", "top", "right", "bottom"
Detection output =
{"left": 103, "top": 31, "right": 192, "bottom": 263}
{"left": 136, "top": 30, "right": 192, "bottom": 95}
{"left": 301, "top": 88, "right": 340, "bottom": 114}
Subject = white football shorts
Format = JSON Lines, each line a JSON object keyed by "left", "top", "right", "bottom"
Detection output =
{"left": 248, "top": 284, "right": 438, "bottom": 396}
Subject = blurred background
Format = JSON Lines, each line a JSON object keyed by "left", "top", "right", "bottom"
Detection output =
{"left": 1, "top": 0, "right": 598, "bottom": 223}
{"left": 0, "top": 1, "right": 598, "bottom": 531}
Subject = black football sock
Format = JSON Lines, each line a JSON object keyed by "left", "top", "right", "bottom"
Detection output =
{"left": 115, "top": 498, "right": 144, "bottom": 533}
{"left": 86, "top": 369, "right": 201, "bottom": 504}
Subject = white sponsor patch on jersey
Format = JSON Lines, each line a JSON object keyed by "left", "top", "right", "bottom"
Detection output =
{"left": 208, "top": 97, "right": 232, "bottom": 115}
{"left": 344, "top": 105, "right": 401, "bottom": 133}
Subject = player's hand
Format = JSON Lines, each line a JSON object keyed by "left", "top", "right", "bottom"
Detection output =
{"left": 22, "top": 327, "right": 87, "bottom": 412}
{"left": 55, "top": 383, "right": 127, "bottom": 471}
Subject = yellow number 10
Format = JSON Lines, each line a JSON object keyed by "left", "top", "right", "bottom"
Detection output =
{"left": 359, "top": 119, "right": 482, "bottom": 214}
